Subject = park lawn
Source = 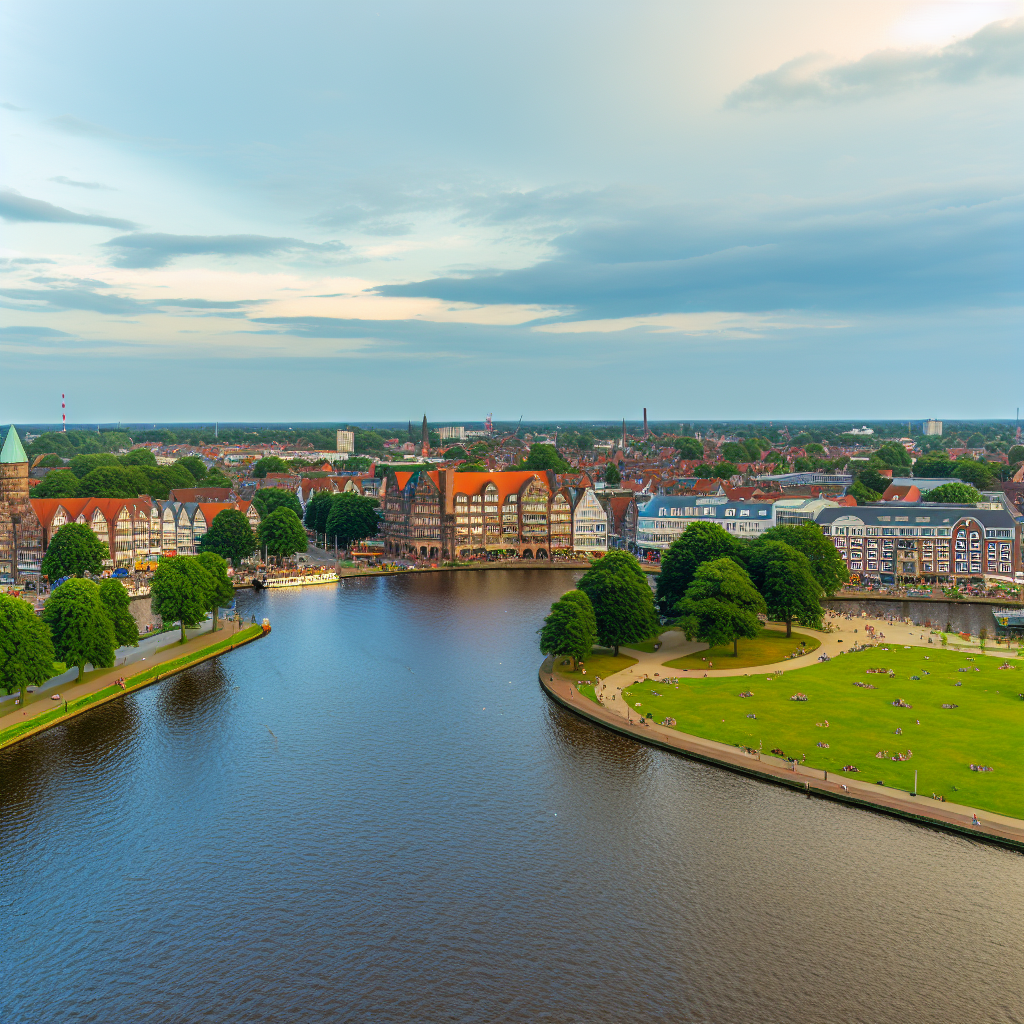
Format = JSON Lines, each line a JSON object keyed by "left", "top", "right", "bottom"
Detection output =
{"left": 553, "top": 650, "right": 638, "bottom": 686}
{"left": 624, "top": 627, "right": 683, "bottom": 655}
{"left": 620, "top": 645, "right": 1024, "bottom": 819}
{"left": 578, "top": 683, "right": 601, "bottom": 705}
{"left": 662, "top": 628, "right": 820, "bottom": 670}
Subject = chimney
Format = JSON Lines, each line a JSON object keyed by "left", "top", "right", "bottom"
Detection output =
{"left": 643, "top": 408, "right": 648, "bottom": 436}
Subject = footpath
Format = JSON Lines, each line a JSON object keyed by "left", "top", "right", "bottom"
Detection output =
{"left": 0, "top": 618, "right": 267, "bottom": 752}
{"left": 542, "top": 612, "right": 1024, "bottom": 851}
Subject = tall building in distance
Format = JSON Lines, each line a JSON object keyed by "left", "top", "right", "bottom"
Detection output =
{"left": 923, "top": 419, "right": 943, "bottom": 436}
{"left": 421, "top": 415, "right": 429, "bottom": 457}
{"left": 438, "top": 426, "right": 466, "bottom": 440}
{"left": 336, "top": 429, "right": 355, "bottom": 453}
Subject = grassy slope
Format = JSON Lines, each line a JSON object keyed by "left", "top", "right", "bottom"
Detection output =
{"left": 663, "top": 628, "right": 821, "bottom": 670}
{"left": 0, "top": 626, "right": 262, "bottom": 749}
{"left": 552, "top": 651, "right": 638, "bottom": 685}
{"left": 621, "top": 645, "right": 1024, "bottom": 818}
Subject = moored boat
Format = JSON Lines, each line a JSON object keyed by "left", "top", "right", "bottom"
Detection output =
{"left": 252, "top": 571, "right": 340, "bottom": 590}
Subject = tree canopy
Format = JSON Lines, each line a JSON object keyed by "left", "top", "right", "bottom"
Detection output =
{"left": 199, "top": 508, "right": 256, "bottom": 566}
{"left": 304, "top": 490, "right": 335, "bottom": 539}
{"left": 176, "top": 455, "right": 207, "bottom": 482}
{"left": 98, "top": 578, "right": 140, "bottom": 648}
{"left": 43, "top": 578, "right": 117, "bottom": 679}
{"left": 873, "top": 442, "right": 912, "bottom": 470}
{"left": 69, "top": 452, "right": 121, "bottom": 478}
{"left": 675, "top": 557, "right": 766, "bottom": 656}
{"left": 952, "top": 458, "right": 995, "bottom": 489}
{"left": 76, "top": 466, "right": 139, "bottom": 499}
{"left": 655, "top": 521, "right": 743, "bottom": 612}
{"left": 577, "top": 551, "right": 658, "bottom": 656}
{"left": 258, "top": 508, "right": 308, "bottom": 560}
{"left": 538, "top": 589, "right": 597, "bottom": 669}
{"left": 517, "top": 444, "right": 570, "bottom": 473}
{"left": 253, "top": 487, "right": 303, "bottom": 520}
{"left": 325, "top": 493, "right": 380, "bottom": 549}
{"left": 756, "top": 521, "right": 848, "bottom": 596}
{"left": 32, "top": 468, "right": 82, "bottom": 499}
{"left": 41, "top": 522, "right": 109, "bottom": 580}
{"left": 923, "top": 482, "right": 984, "bottom": 503}
{"left": 197, "top": 551, "right": 236, "bottom": 631}
{"left": 151, "top": 556, "right": 214, "bottom": 643}
{"left": 604, "top": 462, "right": 621, "bottom": 485}
{"left": 856, "top": 468, "right": 893, "bottom": 495}
{"left": 0, "top": 592, "right": 57, "bottom": 706}
{"left": 673, "top": 437, "right": 704, "bottom": 460}
{"left": 746, "top": 540, "right": 823, "bottom": 637}
{"left": 252, "top": 456, "right": 290, "bottom": 478}
{"left": 119, "top": 447, "right": 158, "bottom": 467}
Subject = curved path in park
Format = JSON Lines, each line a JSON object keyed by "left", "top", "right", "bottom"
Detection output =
{"left": 544, "top": 609, "right": 1024, "bottom": 850}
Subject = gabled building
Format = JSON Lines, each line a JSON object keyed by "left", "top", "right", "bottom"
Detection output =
{"left": 635, "top": 496, "right": 776, "bottom": 553}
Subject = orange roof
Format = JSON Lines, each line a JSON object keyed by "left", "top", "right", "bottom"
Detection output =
{"left": 195, "top": 502, "right": 238, "bottom": 521}
{"left": 448, "top": 470, "right": 549, "bottom": 501}
{"left": 31, "top": 496, "right": 155, "bottom": 527}
{"left": 168, "top": 487, "right": 233, "bottom": 502}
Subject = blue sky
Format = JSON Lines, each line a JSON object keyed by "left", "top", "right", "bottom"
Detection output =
{"left": 1, "top": 0, "right": 1022, "bottom": 424}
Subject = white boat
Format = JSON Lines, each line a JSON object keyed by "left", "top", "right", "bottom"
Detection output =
{"left": 252, "top": 571, "right": 340, "bottom": 590}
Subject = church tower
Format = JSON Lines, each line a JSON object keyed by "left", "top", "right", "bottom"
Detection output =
{"left": 0, "top": 425, "right": 43, "bottom": 584}
{"left": 421, "top": 415, "right": 429, "bottom": 457}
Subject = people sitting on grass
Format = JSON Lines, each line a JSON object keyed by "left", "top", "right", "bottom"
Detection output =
{"left": 969, "top": 764, "right": 994, "bottom": 772}
{"left": 790, "top": 692, "right": 808, "bottom": 701}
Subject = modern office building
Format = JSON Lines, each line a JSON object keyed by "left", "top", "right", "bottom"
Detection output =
{"left": 923, "top": 419, "right": 943, "bottom": 436}
{"left": 438, "top": 426, "right": 466, "bottom": 440}
{"left": 336, "top": 429, "right": 355, "bottom": 454}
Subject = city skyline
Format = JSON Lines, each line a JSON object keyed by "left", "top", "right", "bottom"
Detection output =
{"left": 2, "top": 1, "right": 1022, "bottom": 421}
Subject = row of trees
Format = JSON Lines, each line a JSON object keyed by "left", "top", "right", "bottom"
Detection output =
{"left": 0, "top": 551, "right": 239, "bottom": 709}
{"left": 303, "top": 492, "right": 380, "bottom": 550}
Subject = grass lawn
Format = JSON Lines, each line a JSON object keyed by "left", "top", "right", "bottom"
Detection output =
{"left": 552, "top": 649, "right": 638, "bottom": 686}
{"left": 623, "top": 627, "right": 683, "bottom": 655}
{"left": 621, "top": 645, "right": 1024, "bottom": 819}
{"left": 663, "top": 628, "right": 820, "bottom": 670}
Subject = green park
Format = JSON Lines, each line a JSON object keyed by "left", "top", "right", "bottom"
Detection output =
{"left": 538, "top": 521, "right": 1024, "bottom": 823}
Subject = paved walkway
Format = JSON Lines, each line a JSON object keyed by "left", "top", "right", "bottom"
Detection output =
{"left": 0, "top": 618, "right": 249, "bottom": 734}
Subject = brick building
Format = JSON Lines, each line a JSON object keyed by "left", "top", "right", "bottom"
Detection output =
{"left": 0, "top": 426, "right": 44, "bottom": 583}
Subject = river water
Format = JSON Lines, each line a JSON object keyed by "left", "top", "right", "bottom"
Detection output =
{"left": 2, "top": 570, "right": 1021, "bottom": 1024}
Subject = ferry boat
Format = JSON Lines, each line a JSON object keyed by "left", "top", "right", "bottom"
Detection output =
{"left": 252, "top": 571, "right": 340, "bottom": 590}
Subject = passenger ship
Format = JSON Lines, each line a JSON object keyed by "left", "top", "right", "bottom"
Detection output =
{"left": 251, "top": 571, "right": 340, "bottom": 590}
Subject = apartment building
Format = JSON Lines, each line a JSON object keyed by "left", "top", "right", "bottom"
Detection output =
{"left": 635, "top": 497, "right": 777, "bottom": 552}
{"left": 380, "top": 468, "right": 557, "bottom": 559}
{"left": 570, "top": 488, "right": 608, "bottom": 555}
{"left": 815, "top": 504, "right": 1020, "bottom": 581}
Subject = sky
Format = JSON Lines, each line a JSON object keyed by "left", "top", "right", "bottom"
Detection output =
{"left": 1, "top": 0, "right": 1022, "bottom": 425}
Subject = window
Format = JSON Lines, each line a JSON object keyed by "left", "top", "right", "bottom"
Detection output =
{"left": 725, "top": 509, "right": 735, "bottom": 517}
{"left": 739, "top": 509, "right": 749, "bottom": 517}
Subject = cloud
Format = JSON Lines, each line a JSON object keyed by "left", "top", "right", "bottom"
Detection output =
{"left": 374, "top": 183, "right": 1024, "bottom": 318}
{"left": 101, "top": 232, "right": 350, "bottom": 268}
{"left": 47, "top": 114, "right": 126, "bottom": 139}
{"left": 727, "top": 17, "right": 1024, "bottom": 106}
{"left": 0, "top": 285, "right": 150, "bottom": 315}
{"left": 0, "top": 258, "right": 56, "bottom": 270}
{"left": 0, "top": 325, "right": 74, "bottom": 337}
{"left": 1, "top": 102, "right": 26, "bottom": 111}
{"left": 0, "top": 188, "right": 137, "bottom": 229}
{"left": 50, "top": 176, "right": 115, "bottom": 190}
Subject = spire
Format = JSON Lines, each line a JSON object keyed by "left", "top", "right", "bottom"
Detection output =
{"left": 0, "top": 425, "right": 28, "bottom": 464}
{"left": 421, "top": 414, "right": 429, "bottom": 456}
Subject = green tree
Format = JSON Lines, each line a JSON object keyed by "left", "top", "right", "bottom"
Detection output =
{"left": 857, "top": 468, "right": 892, "bottom": 495}
{"left": 77, "top": 466, "right": 139, "bottom": 498}
{"left": 197, "top": 551, "right": 235, "bottom": 632}
{"left": 42, "top": 578, "right": 117, "bottom": 679}
{"left": 805, "top": 442, "right": 825, "bottom": 454}
{"left": 176, "top": 455, "right": 208, "bottom": 482}
{"left": 924, "top": 482, "right": 984, "bottom": 503}
{"left": 720, "top": 442, "right": 749, "bottom": 463}
{"left": 304, "top": 491, "right": 335, "bottom": 544}
{"left": 850, "top": 480, "right": 881, "bottom": 505}
{"left": 519, "top": 443, "right": 570, "bottom": 473}
{"left": 203, "top": 469, "right": 234, "bottom": 489}
{"left": 743, "top": 439, "right": 763, "bottom": 461}
{"left": 692, "top": 463, "right": 717, "bottom": 478}
{"left": 0, "top": 592, "right": 57, "bottom": 707}
{"left": 325, "top": 493, "right": 380, "bottom": 550}
{"left": 199, "top": 508, "right": 257, "bottom": 566}
{"left": 32, "top": 468, "right": 81, "bottom": 499}
{"left": 538, "top": 590, "right": 597, "bottom": 670}
{"left": 675, "top": 557, "right": 766, "bottom": 656}
{"left": 604, "top": 462, "right": 621, "bottom": 485}
{"left": 118, "top": 448, "right": 158, "bottom": 468}
{"left": 912, "top": 452, "right": 957, "bottom": 478}
{"left": 1008, "top": 444, "right": 1024, "bottom": 466}
{"left": 673, "top": 437, "right": 704, "bottom": 460}
{"left": 252, "top": 455, "right": 289, "bottom": 478}
{"left": 757, "top": 522, "right": 849, "bottom": 596}
{"left": 69, "top": 452, "right": 121, "bottom": 478}
{"left": 656, "top": 521, "right": 742, "bottom": 612}
{"left": 953, "top": 458, "right": 995, "bottom": 489}
{"left": 873, "top": 442, "right": 912, "bottom": 470}
{"left": 36, "top": 454, "right": 63, "bottom": 468}
{"left": 746, "top": 542, "right": 823, "bottom": 637}
{"left": 713, "top": 461, "right": 738, "bottom": 478}
{"left": 444, "top": 445, "right": 470, "bottom": 462}
{"left": 97, "top": 578, "right": 140, "bottom": 648}
{"left": 151, "top": 556, "right": 214, "bottom": 644}
{"left": 458, "top": 462, "right": 487, "bottom": 472}
{"left": 258, "top": 507, "right": 309, "bottom": 561}
{"left": 253, "top": 487, "right": 303, "bottom": 519}
{"left": 41, "top": 522, "right": 109, "bottom": 580}
{"left": 577, "top": 551, "right": 658, "bottom": 656}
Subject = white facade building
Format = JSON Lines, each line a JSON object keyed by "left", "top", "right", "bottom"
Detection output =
{"left": 572, "top": 488, "right": 608, "bottom": 554}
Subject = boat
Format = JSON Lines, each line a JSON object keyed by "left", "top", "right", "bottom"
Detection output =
{"left": 252, "top": 571, "right": 340, "bottom": 590}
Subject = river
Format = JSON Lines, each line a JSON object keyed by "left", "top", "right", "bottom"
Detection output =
{"left": 2, "top": 570, "right": 1021, "bottom": 1023}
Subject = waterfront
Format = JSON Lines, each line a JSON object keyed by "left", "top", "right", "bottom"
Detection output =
{"left": 2, "top": 571, "right": 1022, "bottom": 1023}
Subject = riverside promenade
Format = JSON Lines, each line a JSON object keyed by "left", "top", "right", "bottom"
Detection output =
{"left": 539, "top": 614, "right": 1024, "bottom": 851}
{"left": 0, "top": 618, "right": 267, "bottom": 752}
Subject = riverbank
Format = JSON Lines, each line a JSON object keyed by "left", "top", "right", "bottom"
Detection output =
{"left": 0, "top": 621, "right": 268, "bottom": 752}
{"left": 539, "top": 658, "right": 1024, "bottom": 851}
